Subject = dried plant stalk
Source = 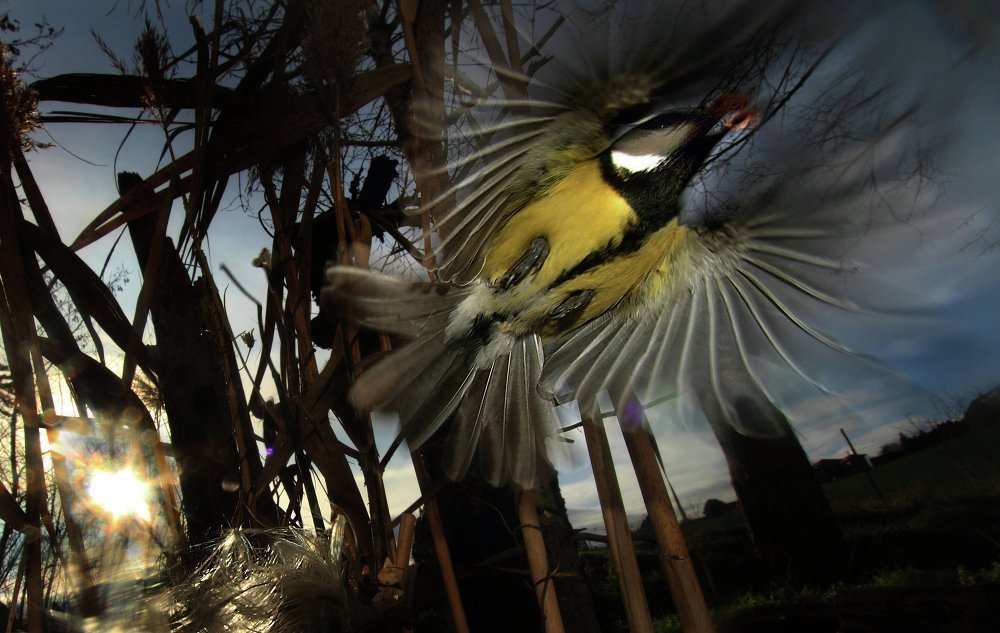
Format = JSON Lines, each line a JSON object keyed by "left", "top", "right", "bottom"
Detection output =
{"left": 581, "top": 410, "right": 655, "bottom": 633}
{"left": 518, "top": 489, "right": 566, "bottom": 633}
{"left": 615, "top": 396, "right": 716, "bottom": 633}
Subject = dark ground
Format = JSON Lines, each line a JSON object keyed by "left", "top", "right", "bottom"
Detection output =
{"left": 579, "top": 418, "right": 1000, "bottom": 632}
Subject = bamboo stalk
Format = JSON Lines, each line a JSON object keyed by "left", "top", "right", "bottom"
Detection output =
{"left": 411, "top": 454, "right": 470, "bottom": 633}
{"left": 518, "top": 488, "right": 566, "bottom": 633}
{"left": 616, "top": 398, "right": 716, "bottom": 633}
{"left": 581, "top": 408, "right": 654, "bottom": 633}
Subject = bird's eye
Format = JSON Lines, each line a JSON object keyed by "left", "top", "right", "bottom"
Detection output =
{"left": 609, "top": 107, "right": 697, "bottom": 143}
{"left": 609, "top": 102, "right": 656, "bottom": 128}
{"left": 636, "top": 112, "right": 695, "bottom": 131}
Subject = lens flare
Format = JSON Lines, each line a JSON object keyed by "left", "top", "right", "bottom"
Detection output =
{"left": 87, "top": 469, "right": 152, "bottom": 522}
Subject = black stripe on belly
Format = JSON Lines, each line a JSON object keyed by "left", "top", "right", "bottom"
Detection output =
{"left": 551, "top": 153, "right": 682, "bottom": 288}
{"left": 550, "top": 220, "right": 651, "bottom": 288}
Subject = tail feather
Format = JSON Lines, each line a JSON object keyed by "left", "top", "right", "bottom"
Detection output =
{"left": 448, "top": 336, "right": 555, "bottom": 486}
{"left": 348, "top": 333, "right": 453, "bottom": 410}
{"left": 482, "top": 350, "right": 525, "bottom": 485}
{"left": 394, "top": 344, "right": 475, "bottom": 446}
{"left": 323, "top": 266, "right": 476, "bottom": 443}
{"left": 324, "top": 266, "right": 555, "bottom": 487}
{"left": 343, "top": 323, "right": 479, "bottom": 453}
{"left": 447, "top": 369, "right": 493, "bottom": 479}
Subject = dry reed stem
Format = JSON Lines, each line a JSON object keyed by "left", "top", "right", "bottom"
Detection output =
{"left": 12, "top": 150, "right": 59, "bottom": 239}
{"left": 467, "top": 0, "right": 527, "bottom": 102}
{"left": 518, "top": 488, "right": 566, "bottom": 633}
{"left": 11, "top": 157, "right": 100, "bottom": 591}
{"left": 616, "top": 397, "right": 716, "bottom": 633}
{"left": 327, "top": 128, "right": 397, "bottom": 563}
{"left": 0, "top": 482, "right": 27, "bottom": 531}
{"left": 66, "top": 64, "right": 411, "bottom": 251}
{"left": 0, "top": 172, "right": 47, "bottom": 633}
{"left": 581, "top": 410, "right": 655, "bottom": 633}
{"left": 120, "top": 200, "right": 169, "bottom": 388}
{"left": 5, "top": 555, "right": 24, "bottom": 633}
{"left": 29, "top": 342, "right": 97, "bottom": 602}
{"left": 193, "top": 248, "right": 272, "bottom": 526}
{"left": 411, "top": 453, "right": 471, "bottom": 633}
{"left": 262, "top": 172, "right": 320, "bottom": 385}
{"left": 498, "top": 0, "right": 523, "bottom": 75}
{"left": 395, "top": 512, "right": 417, "bottom": 572}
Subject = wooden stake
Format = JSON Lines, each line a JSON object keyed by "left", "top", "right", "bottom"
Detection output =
{"left": 517, "top": 488, "right": 566, "bottom": 633}
{"left": 581, "top": 409, "right": 655, "bottom": 633}
{"left": 411, "top": 454, "right": 470, "bottom": 633}
{"left": 395, "top": 512, "right": 417, "bottom": 633}
{"left": 395, "top": 512, "right": 417, "bottom": 572}
{"left": 617, "top": 399, "right": 716, "bottom": 633}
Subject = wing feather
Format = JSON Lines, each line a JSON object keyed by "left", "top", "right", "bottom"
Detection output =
{"left": 323, "top": 267, "right": 467, "bottom": 337}
{"left": 444, "top": 336, "right": 554, "bottom": 486}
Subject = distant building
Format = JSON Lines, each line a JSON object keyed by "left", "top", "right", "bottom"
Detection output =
{"left": 701, "top": 498, "right": 738, "bottom": 519}
{"left": 812, "top": 454, "right": 872, "bottom": 483}
{"left": 964, "top": 387, "right": 1000, "bottom": 427}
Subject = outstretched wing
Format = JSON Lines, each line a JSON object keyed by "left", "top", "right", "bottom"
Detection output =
{"left": 428, "top": 0, "right": 799, "bottom": 283}
{"left": 542, "top": 168, "right": 933, "bottom": 438}
{"left": 541, "top": 0, "right": 1000, "bottom": 435}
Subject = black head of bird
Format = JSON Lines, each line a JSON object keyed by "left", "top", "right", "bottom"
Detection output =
{"left": 600, "top": 98, "right": 756, "bottom": 236}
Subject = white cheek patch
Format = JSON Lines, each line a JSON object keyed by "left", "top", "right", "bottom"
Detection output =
{"left": 611, "top": 149, "right": 668, "bottom": 173}
{"left": 611, "top": 122, "right": 693, "bottom": 174}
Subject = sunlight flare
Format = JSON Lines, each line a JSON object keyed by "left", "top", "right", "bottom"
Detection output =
{"left": 87, "top": 469, "right": 152, "bottom": 522}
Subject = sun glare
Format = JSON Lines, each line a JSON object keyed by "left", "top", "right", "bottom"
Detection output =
{"left": 87, "top": 469, "right": 152, "bottom": 522}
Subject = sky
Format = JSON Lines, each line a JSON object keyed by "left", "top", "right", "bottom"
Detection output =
{"left": 8, "top": 0, "right": 1000, "bottom": 532}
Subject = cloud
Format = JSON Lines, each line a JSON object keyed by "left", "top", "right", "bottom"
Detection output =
{"left": 379, "top": 461, "right": 422, "bottom": 518}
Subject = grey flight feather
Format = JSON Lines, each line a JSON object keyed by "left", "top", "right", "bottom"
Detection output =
{"left": 323, "top": 266, "right": 555, "bottom": 487}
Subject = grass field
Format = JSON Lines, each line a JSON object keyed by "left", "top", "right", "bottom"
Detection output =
{"left": 580, "top": 419, "right": 1000, "bottom": 632}
{"left": 827, "top": 421, "right": 1000, "bottom": 503}
{"left": 829, "top": 421, "right": 1000, "bottom": 581}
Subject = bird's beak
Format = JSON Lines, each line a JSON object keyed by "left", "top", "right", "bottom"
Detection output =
{"left": 681, "top": 97, "right": 758, "bottom": 165}
{"left": 678, "top": 129, "right": 727, "bottom": 166}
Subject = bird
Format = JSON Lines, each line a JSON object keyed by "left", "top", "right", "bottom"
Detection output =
{"left": 323, "top": 0, "right": 1000, "bottom": 487}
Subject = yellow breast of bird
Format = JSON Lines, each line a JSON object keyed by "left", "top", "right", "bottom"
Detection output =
{"left": 481, "top": 160, "right": 694, "bottom": 339}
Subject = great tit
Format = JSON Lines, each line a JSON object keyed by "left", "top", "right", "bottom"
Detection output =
{"left": 325, "top": 98, "right": 743, "bottom": 483}
{"left": 324, "top": 0, "right": 982, "bottom": 487}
